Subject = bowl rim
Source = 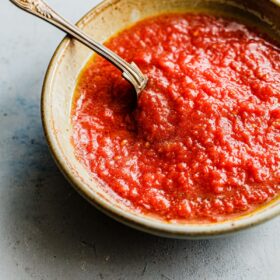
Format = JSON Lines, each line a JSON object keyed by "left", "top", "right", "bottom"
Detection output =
{"left": 41, "top": 0, "right": 280, "bottom": 239}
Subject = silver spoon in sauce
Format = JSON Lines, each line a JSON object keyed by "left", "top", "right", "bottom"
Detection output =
{"left": 10, "top": 0, "right": 148, "bottom": 96}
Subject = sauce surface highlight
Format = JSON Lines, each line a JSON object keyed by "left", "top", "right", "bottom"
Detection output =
{"left": 72, "top": 14, "right": 280, "bottom": 223}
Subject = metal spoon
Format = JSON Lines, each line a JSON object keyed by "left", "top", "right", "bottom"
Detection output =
{"left": 10, "top": 0, "right": 148, "bottom": 95}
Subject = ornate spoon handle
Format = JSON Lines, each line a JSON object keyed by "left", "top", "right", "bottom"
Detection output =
{"left": 10, "top": 0, "right": 148, "bottom": 95}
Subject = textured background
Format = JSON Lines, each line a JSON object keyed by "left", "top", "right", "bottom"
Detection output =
{"left": 0, "top": 0, "right": 279, "bottom": 279}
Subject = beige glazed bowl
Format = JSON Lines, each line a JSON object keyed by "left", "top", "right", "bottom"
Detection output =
{"left": 42, "top": 0, "right": 280, "bottom": 239}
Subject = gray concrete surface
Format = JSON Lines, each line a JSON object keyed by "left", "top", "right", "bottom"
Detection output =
{"left": 0, "top": 0, "right": 279, "bottom": 279}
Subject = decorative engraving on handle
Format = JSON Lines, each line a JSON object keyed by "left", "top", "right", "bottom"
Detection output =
{"left": 11, "top": 0, "right": 53, "bottom": 19}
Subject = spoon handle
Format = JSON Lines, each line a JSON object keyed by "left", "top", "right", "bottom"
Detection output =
{"left": 10, "top": 0, "right": 148, "bottom": 95}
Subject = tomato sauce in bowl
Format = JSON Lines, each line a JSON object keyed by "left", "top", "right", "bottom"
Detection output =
{"left": 72, "top": 13, "right": 280, "bottom": 223}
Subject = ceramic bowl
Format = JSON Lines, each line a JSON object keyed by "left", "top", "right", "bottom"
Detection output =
{"left": 42, "top": 0, "right": 280, "bottom": 239}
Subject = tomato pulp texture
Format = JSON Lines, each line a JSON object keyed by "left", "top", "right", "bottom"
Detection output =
{"left": 72, "top": 14, "right": 280, "bottom": 223}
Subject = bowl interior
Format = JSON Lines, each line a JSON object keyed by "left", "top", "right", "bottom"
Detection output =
{"left": 42, "top": 0, "right": 280, "bottom": 238}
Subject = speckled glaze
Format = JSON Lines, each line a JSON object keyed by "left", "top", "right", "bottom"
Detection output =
{"left": 42, "top": 0, "right": 280, "bottom": 239}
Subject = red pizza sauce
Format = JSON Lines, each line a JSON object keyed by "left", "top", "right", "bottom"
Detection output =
{"left": 72, "top": 13, "right": 280, "bottom": 223}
